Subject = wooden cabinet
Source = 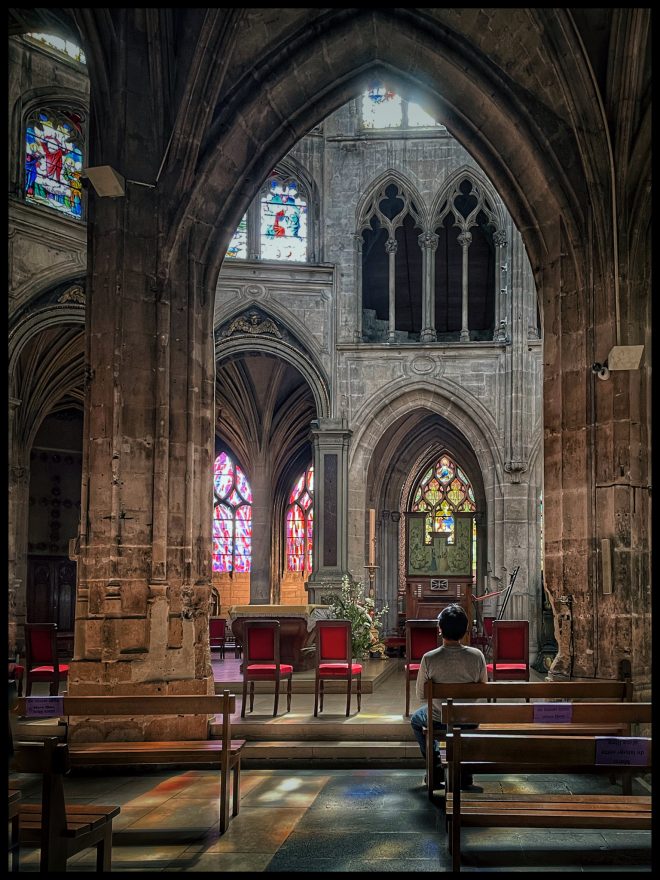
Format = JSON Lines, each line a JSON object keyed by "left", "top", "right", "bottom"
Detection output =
{"left": 405, "top": 577, "right": 473, "bottom": 629}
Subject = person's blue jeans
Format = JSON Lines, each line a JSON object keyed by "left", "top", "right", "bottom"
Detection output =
{"left": 410, "top": 705, "right": 446, "bottom": 763}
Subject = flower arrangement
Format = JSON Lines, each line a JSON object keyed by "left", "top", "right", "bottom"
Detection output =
{"left": 327, "top": 575, "right": 389, "bottom": 660}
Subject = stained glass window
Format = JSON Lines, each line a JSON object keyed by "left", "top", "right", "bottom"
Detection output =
{"left": 213, "top": 451, "right": 252, "bottom": 572}
{"left": 286, "top": 465, "right": 314, "bottom": 572}
{"left": 411, "top": 454, "right": 477, "bottom": 578}
{"left": 226, "top": 213, "right": 247, "bottom": 259}
{"left": 361, "top": 82, "right": 445, "bottom": 131}
{"left": 25, "top": 108, "right": 84, "bottom": 219}
{"left": 260, "top": 177, "right": 308, "bottom": 261}
{"left": 27, "top": 33, "right": 86, "bottom": 64}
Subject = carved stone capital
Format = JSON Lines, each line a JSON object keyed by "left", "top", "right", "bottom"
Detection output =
{"left": 457, "top": 231, "right": 472, "bottom": 248}
{"left": 492, "top": 231, "right": 507, "bottom": 248}
{"left": 354, "top": 234, "right": 364, "bottom": 252}
{"left": 417, "top": 232, "right": 439, "bottom": 251}
{"left": 385, "top": 238, "right": 398, "bottom": 254}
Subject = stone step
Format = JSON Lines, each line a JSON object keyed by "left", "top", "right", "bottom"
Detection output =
{"left": 240, "top": 739, "right": 425, "bottom": 766}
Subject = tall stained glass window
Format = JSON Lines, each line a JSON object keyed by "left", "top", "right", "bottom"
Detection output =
{"left": 411, "top": 454, "right": 477, "bottom": 579}
{"left": 260, "top": 177, "right": 308, "bottom": 261}
{"left": 286, "top": 465, "right": 314, "bottom": 572}
{"left": 213, "top": 452, "right": 252, "bottom": 572}
{"left": 226, "top": 213, "right": 247, "bottom": 259}
{"left": 25, "top": 108, "right": 84, "bottom": 219}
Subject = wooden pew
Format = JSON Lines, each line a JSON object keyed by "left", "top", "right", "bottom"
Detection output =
{"left": 424, "top": 679, "right": 634, "bottom": 798}
{"left": 445, "top": 729, "right": 652, "bottom": 872}
{"left": 10, "top": 736, "right": 120, "bottom": 872}
{"left": 13, "top": 691, "right": 245, "bottom": 835}
{"left": 8, "top": 788, "right": 21, "bottom": 872}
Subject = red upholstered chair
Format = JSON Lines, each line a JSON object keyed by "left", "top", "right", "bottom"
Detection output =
{"left": 404, "top": 619, "right": 439, "bottom": 717}
{"left": 209, "top": 617, "right": 227, "bottom": 658}
{"left": 24, "top": 623, "right": 69, "bottom": 696}
{"left": 486, "top": 619, "right": 530, "bottom": 681}
{"left": 240, "top": 620, "right": 292, "bottom": 718}
{"left": 314, "top": 620, "right": 362, "bottom": 718}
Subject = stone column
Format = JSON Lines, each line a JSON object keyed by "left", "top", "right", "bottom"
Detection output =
{"left": 305, "top": 418, "right": 352, "bottom": 603}
{"left": 67, "top": 18, "right": 214, "bottom": 711}
{"left": 386, "top": 237, "right": 398, "bottom": 342}
{"left": 492, "top": 230, "right": 508, "bottom": 342}
{"left": 354, "top": 234, "right": 364, "bottom": 342}
{"left": 458, "top": 230, "right": 472, "bottom": 342}
{"left": 419, "top": 232, "right": 439, "bottom": 342}
{"left": 248, "top": 454, "right": 273, "bottom": 604}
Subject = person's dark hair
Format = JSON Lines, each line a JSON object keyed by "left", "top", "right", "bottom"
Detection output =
{"left": 437, "top": 604, "right": 468, "bottom": 640}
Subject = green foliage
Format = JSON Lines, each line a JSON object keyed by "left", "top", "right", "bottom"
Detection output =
{"left": 327, "top": 575, "right": 389, "bottom": 659}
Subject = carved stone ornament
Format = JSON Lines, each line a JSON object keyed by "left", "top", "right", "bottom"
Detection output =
{"left": 457, "top": 231, "right": 472, "bottom": 248}
{"left": 221, "top": 309, "right": 283, "bottom": 339}
{"left": 385, "top": 238, "right": 398, "bottom": 254}
{"left": 58, "top": 286, "right": 85, "bottom": 304}
{"left": 417, "top": 232, "right": 439, "bottom": 250}
{"left": 492, "top": 231, "right": 507, "bottom": 248}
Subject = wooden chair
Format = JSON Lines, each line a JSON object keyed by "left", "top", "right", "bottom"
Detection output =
{"left": 486, "top": 619, "right": 529, "bottom": 681}
{"left": 23, "top": 623, "right": 69, "bottom": 696}
{"left": 314, "top": 619, "right": 362, "bottom": 717}
{"left": 241, "top": 620, "right": 293, "bottom": 717}
{"left": 10, "top": 736, "right": 120, "bottom": 872}
{"left": 404, "top": 619, "right": 439, "bottom": 717}
{"left": 209, "top": 617, "right": 227, "bottom": 658}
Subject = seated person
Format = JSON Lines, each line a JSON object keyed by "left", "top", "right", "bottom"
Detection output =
{"left": 410, "top": 603, "right": 487, "bottom": 789}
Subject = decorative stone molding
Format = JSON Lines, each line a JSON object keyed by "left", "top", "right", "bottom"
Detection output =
{"left": 504, "top": 459, "right": 528, "bottom": 483}
{"left": 457, "top": 231, "right": 472, "bottom": 248}
{"left": 492, "top": 231, "right": 507, "bottom": 248}
{"left": 58, "top": 285, "right": 85, "bottom": 304}
{"left": 220, "top": 309, "right": 283, "bottom": 339}
{"left": 385, "top": 238, "right": 398, "bottom": 254}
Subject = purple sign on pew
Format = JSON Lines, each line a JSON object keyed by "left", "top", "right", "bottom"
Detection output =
{"left": 533, "top": 702, "right": 573, "bottom": 723}
{"left": 595, "top": 737, "right": 650, "bottom": 766}
{"left": 25, "top": 697, "right": 63, "bottom": 718}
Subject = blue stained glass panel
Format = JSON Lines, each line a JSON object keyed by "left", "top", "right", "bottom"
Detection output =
{"left": 260, "top": 179, "right": 307, "bottom": 262}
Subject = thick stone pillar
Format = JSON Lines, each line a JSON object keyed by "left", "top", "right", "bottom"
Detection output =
{"left": 68, "top": 19, "right": 214, "bottom": 711}
{"left": 249, "top": 454, "right": 273, "bottom": 604}
{"left": 305, "top": 418, "right": 352, "bottom": 603}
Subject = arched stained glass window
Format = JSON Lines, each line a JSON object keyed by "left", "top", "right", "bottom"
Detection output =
{"left": 286, "top": 465, "right": 314, "bottom": 572}
{"left": 411, "top": 454, "right": 477, "bottom": 578}
{"left": 260, "top": 176, "right": 307, "bottom": 261}
{"left": 25, "top": 107, "right": 84, "bottom": 219}
{"left": 213, "top": 452, "right": 252, "bottom": 572}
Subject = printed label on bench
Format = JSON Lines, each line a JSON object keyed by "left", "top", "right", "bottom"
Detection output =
{"left": 25, "top": 696, "right": 64, "bottom": 717}
{"left": 533, "top": 702, "right": 573, "bottom": 723}
{"left": 595, "top": 737, "right": 649, "bottom": 765}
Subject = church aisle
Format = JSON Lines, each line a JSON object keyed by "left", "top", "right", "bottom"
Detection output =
{"left": 11, "top": 766, "right": 650, "bottom": 872}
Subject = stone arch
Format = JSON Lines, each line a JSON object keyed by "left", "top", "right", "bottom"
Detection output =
{"left": 356, "top": 169, "right": 428, "bottom": 233}
{"left": 9, "top": 300, "right": 85, "bottom": 382}
{"left": 150, "top": 9, "right": 609, "bottom": 296}
{"left": 430, "top": 164, "right": 506, "bottom": 234}
{"left": 214, "top": 304, "right": 331, "bottom": 419}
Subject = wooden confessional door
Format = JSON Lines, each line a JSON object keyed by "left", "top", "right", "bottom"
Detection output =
{"left": 26, "top": 556, "right": 76, "bottom": 651}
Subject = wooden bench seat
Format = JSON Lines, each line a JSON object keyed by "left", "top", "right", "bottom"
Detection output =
{"left": 13, "top": 691, "right": 245, "bottom": 835}
{"left": 10, "top": 737, "right": 120, "bottom": 872}
{"left": 445, "top": 730, "right": 652, "bottom": 872}
{"left": 424, "top": 679, "right": 635, "bottom": 798}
